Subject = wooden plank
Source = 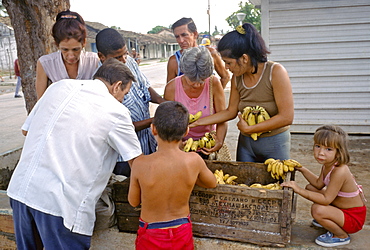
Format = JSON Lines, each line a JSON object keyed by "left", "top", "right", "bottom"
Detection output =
{"left": 113, "top": 161, "right": 296, "bottom": 247}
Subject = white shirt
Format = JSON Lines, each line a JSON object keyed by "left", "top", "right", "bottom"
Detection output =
{"left": 39, "top": 50, "right": 99, "bottom": 83}
{"left": 7, "top": 79, "right": 142, "bottom": 236}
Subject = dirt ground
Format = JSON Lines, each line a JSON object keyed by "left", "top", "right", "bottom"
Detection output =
{"left": 289, "top": 133, "right": 370, "bottom": 226}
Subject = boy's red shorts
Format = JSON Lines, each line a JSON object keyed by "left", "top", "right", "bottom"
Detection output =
{"left": 342, "top": 205, "right": 367, "bottom": 234}
{"left": 135, "top": 222, "right": 194, "bottom": 250}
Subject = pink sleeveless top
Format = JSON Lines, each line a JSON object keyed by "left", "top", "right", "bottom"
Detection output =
{"left": 174, "top": 76, "right": 216, "bottom": 140}
{"left": 323, "top": 165, "right": 365, "bottom": 199}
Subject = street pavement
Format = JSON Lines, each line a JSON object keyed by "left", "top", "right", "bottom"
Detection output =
{"left": 1, "top": 60, "right": 369, "bottom": 249}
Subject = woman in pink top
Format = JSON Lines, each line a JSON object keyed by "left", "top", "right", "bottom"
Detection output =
{"left": 282, "top": 125, "right": 366, "bottom": 248}
{"left": 164, "top": 46, "right": 227, "bottom": 158}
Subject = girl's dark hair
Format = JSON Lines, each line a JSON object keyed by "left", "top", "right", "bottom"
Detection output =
{"left": 52, "top": 10, "right": 87, "bottom": 46}
{"left": 153, "top": 101, "right": 189, "bottom": 142}
{"left": 314, "top": 125, "right": 350, "bottom": 166}
{"left": 217, "top": 23, "right": 270, "bottom": 74}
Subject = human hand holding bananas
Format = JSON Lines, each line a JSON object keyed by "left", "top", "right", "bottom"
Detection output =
{"left": 183, "top": 131, "right": 222, "bottom": 154}
{"left": 238, "top": 106, "right": 271, "bottom": 140}
{"left": 264, "top": 158, "right": 302, "bottom": 180}
{"left": 188, "top": 110, "right": 202, "bottom": 124}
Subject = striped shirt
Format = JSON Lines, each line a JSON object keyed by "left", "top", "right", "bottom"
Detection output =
{"left": 118, "top": 56, "right": 157, "bottom": 158}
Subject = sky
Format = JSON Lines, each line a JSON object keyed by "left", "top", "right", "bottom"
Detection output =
{"left": 69, "top": 0, "right": 246, "bottom": 34}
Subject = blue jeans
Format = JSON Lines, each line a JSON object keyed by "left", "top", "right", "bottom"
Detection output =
{"left": 15, "top": 76, "right": 21, "bottom": 96}
{"left": 10, "top": 198, "right": 91, "bottom": 250}
{"left": 236, "top": 130, "right": 291, "bottom": 163}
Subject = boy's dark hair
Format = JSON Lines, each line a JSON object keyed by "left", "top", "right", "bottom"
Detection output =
{"left": 52, "top": 10, "right": 86, "bottom": 46}
{"left": 153, "top": 101, "right": 189, "bottom": 142}
{"left": 171, "top": 17, "right": 197, "bottom": 34}
{"left": 217, "top": 23, "right": 270, "bottom": 74}
{"left": 96, "top": 28, "right": 126, "bottom": 56}
{"left": 93, "top": 58, "right": 136, "bottom": 89}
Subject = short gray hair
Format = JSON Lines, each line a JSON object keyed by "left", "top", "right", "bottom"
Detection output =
{"left": 180, "top": 47, "right": 214, "bottom": 82}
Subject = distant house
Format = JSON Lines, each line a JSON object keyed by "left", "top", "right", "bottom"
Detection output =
{"left": 0, "top": 17, "right": 17, "bottom": 77}
{"left": 86, "top": 22, "right": 179, "bottom": 60}
{"left": 250, "top": 0, "right": 370, "bottom": 134}
{"left": 0, "top": 17, "right": 178, "bottom": 76}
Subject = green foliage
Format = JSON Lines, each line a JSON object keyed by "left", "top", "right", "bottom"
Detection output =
{"left": 212, "top": 26, "right": 222, "bottom": 36}
{"left": 226, "top": 1, "right": 261, "bottom": 32}
{"left": 110, "top": 26, "right": 121, "bottom": 30}
{"left": 147, "top": 26, "right": 168, "bottom": 34}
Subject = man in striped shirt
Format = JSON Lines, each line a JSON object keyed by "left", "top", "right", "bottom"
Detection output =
{"left": 96, "top": 28, "right": 166, "bottom": 176}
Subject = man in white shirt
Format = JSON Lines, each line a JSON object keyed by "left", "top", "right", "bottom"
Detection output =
{"left": 7, "top": 58, "right": 142, "bottom": 249}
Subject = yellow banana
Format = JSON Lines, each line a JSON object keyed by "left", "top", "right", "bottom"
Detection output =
{"left": 278, "top": 161, "right": 284, "bottom": 177}
{"left": 198, "top": 138, "right": 205, "bottom": 148}
{"left": 242, "top": 106, "right": 253, "bottom": 121}
{"left": 225, "top": 176, "right": 238, "bottom": 184}
{"left": 204, "top": 132, "right": 213, "bottom": 139}
{"left": 264, "top": 158, "right": 275, "bottom": 165}
{"left": 209, "top": 138, "right": 216, "bottom": 147}
{"left": 189, "top": 111, "right": 202, "bottom": 124}
{"left": 288, "top": 159, "right": 302, "bottom": 168}
{"left": 188, "top": 114, "right": 194, "bottom": 123}
{"left": 271, "top": 171, "right": 276, "bottom": 179}
{"left": 191, "top": 140, "right": 199, "bottom": 151}
{"left": 257, "top": 113, "right": 265, "bottom": 124}
{"left": 267, "top": 162, "right": 273, "bottom": 172}
{"left": 214, "top": 174, "right": 225, "bottom": 184}
{"left": 218, "top": 170, "right": 224, "bottom": 179}
{"left": 283, "top": 163, "right": 289, "bottom": 172}
{"left": 183, "top": 138, "right": 193, "bottom": 152}
{"left": 270, "top": 160, "right": 278, "bottom": 176}
{"left": 223, "top": 174, "right": 230, "bottom": 181}
{"left": 238, "top": 184, "right": 248, "bottom": 187}
{"left": 263, "top": 183, "right": 275, "bottom": 189}
{"left": 259, "top": 107, "right": 271, "bottom": 120}
{"left": 251, "top": 133, "right": 258, "bottom": 141}
{"left": 247, "top": 112, "right": 256, "bottom": 126}
{"left": 206, "top": 140, "right": 212, "bottom": 149}
{"left": 250, "top": 183, "right": 263, "bottom": 188}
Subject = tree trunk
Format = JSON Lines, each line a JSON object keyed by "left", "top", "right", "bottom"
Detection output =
{"left": 3, "top": 0, "right": 70, "bottom": 114}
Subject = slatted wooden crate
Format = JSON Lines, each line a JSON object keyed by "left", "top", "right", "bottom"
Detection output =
{"left": 113, "top": 160, "right": 297, "bottom": 247}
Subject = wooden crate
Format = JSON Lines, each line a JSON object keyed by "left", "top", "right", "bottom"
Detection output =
{"left": 113, "top": 160, "right": 297, "bottom": 247}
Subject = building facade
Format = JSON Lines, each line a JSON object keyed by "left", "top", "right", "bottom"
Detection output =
{"left": 251, "top": 0, "right": 370, "bottom": 134}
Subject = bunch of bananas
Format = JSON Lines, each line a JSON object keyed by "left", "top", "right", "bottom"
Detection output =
{"left": 249, "top": 182, "right": 282, "bottom": 190}
{"left": 241, "top": 106, "right": 271, "bottom": 140}
{"left": 264, "top": 158, "right": 302, "bottom": 180}
{"left": 183, "top": 131, "right": 216, "bottom": 152}
{"left": 189, "top": 111, "right": 202, "bottom": 124}
{"left": 213, "top": 169, "right": 239, "bottom": 185}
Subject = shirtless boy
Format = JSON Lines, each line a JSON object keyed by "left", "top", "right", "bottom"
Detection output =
{"left": 128, "top": 101, "right": 217, "bottom": 249}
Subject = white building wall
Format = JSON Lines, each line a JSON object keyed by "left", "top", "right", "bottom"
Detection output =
{"left": 0, "top": 23, "right": 17, "bottom": 77}
{"left": 260, "top": 0, "right": 370, "bottom": 134}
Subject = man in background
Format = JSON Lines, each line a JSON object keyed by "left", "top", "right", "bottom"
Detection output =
{"left": 166, "top": 17, "right": 230, "bottom": 88}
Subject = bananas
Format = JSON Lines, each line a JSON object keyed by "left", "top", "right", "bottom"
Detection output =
{"left": 213, "top": 168, "right": 282, "bottom": 190}
{"left": 213, "top": 169, "right": 239, "bottom": 185}
{"left": 183, "top": 131, "right": 216, "bottom": 152}
{"left": 241, "top": 106, "right": 271, "bottom": 141}
{"left": 264, "top": 158, "right": 302, "bottom": 180}
{"left": 183, "top": 138, "right": 193, "bottom": 152}
{"left": 189, "top": 111, "right": 202, "bottom": 124}
{"left": 250, "top": 182, "right": 282, "bottom": 190}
